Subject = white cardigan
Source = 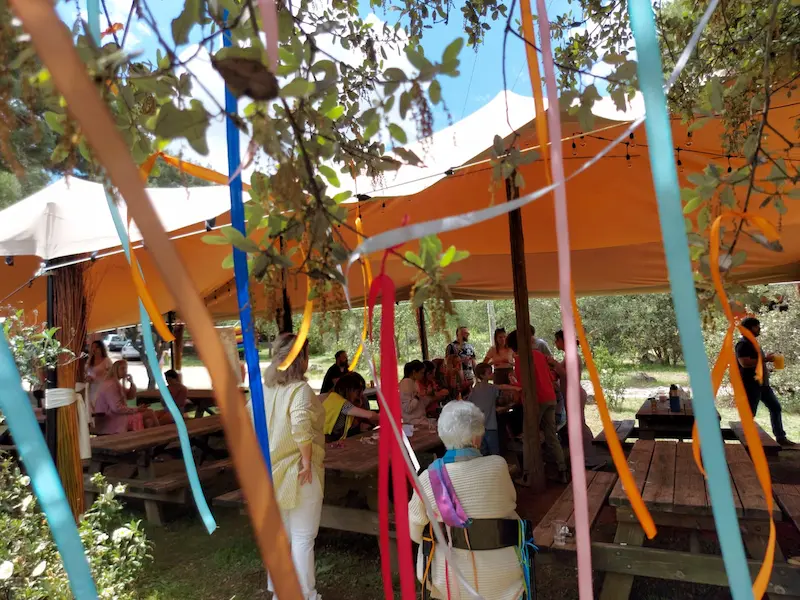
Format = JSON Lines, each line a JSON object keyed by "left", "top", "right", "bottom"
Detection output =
{"left": 408, "top": 455, "right": 525, "bottom": 600}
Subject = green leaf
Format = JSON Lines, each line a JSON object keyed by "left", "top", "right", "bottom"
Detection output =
{"left": 697, "top": 206, "right": 711, "bottom": 232}
{"left": 614, "top": 60, "right": 638, "bottom": 81}
{"left": 172, "top": 0, "right": 201, "bottom": 45}
{"left": 280, "top": 77, "right": 315, "bottom": 98}
{"left": 787, "top": 188, "right": 800, "bottom": 199}
{"left": 333, "top": 191, "right": 352, "bottom": 203}
{"left": 440, "top": 245, "right": 457, "bottom": 267}
{"left": 708, "top": 78, "right": 724, "bottom": 113}
{"left": 688, "top": 118, "right": 711, "bottom": 132}
{"left": 202, "top": 234, "right": 230, "bottom": 245}
{"left": 687, "top": 173, "right": 709, "bottom": 187}
{"left": 683, "top": 196, "right": 704, "bottom": 214}
{"left": 318, "top": 164, "right": 341, "bottom": 188}
{"left": 388, "top": 124, "right": 408, "bottom": 144}
{"left": 720, "top": 186, "right": 736, "bottom": 207}
{"left": 154, "top": 101, "right": 210, "bottom": 155}
{"left": 44, "top": 112, "right": 64, "bottom": 135}
{"left": 743, "top": 133, "right": 759, "bottom": 161}
{"left": 399, "top": 92, "right": 411, "bottom": 119}
{"left": 442, "top": 38, "right": 464, "bottom": 64}
{"left": 383, "top": 67, "right": 407, "bottom": 82}
{"left": 222, "top": 253, "right": 235, "bottom": 269}
{"left": 404, "top": 251, "right": 423, "bottom": 267}
{"left": 221, "top": 226, "right": 260, "bottom": 253}
{"left": 405, "top": 48, "right": 433, "bottom": 72}
{"left": 325, "top": 105, "right": 345, "bottom": 120}
{"left": 429, "top": 80, "right": 442, "bottom": 105}
{"left": 452, "top": 250, "right": 470, "bottom": 263}
{"left": 394, "top": 147, "right": 423, "bottom": 166}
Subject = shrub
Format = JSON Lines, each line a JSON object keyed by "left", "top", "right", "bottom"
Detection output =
{"left": 0, "top": 455, "right": 151, "bottom": 599}
{"left": 592, "top": 346, "right": 628, "bottom": 410}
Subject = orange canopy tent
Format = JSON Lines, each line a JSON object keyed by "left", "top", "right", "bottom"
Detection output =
{"left": 1, "top": 91, "right": 798, "bottom": 331}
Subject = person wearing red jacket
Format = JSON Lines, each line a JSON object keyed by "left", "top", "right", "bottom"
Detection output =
{"left": 507, "top": 326, "right": 567, "bottom": 483}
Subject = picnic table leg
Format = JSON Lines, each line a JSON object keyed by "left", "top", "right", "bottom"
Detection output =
{"left": 84, "top": 459, "right": 103, "bottom": 509}
{"left": 742, "top": 522, "right": 800, "bottom": 600}
{"left": 134, "top": 449, "right": 165, "bottom": 526}
{"left": 599, "top": 521, "right": 646, "bottom": 600}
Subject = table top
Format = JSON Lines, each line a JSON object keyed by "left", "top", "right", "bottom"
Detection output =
{"left": 324, "top": 424, "right": 442, "bottom": 474}
{"left": 610, "top": 440, "right": 780, "bottom": 520}
{"left": 636, "top": 397, "right": 694, "bottom": 418}
{"left": 91, "top": 415, "right": 223, "bottom": 456}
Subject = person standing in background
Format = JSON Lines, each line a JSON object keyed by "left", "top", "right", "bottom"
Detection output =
{"left": 446, "top": 326, "right": 477, "bottom": 389}
{"left": 86, "top": 340, "right": 112, "bottom": 415}
{"left": 320, "top": 349, "right": 349, "bottom": 394}
{"left": 736, "top": 317, "right": 795, "bottom": 447}
{"left": 531, "top": 325, "right": 552, "bottom": 357}
{"left": 483, "top": 327, "right": 515, "bottom": 385}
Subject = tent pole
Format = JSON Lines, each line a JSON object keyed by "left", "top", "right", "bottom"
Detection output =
{"left": 167, "top": 311, "right": 175, "bottom": 370}
{"left": 44, "top": 264, "right": 58, "bottom": 461}
{"left": 278, "top": 236, "right": 293, "bottom": 333}
{"left": 416, "top": 306, "right": 429, "bottom": 360}
{"left": 505, "top": 174, "right": 545, "bottom": 491}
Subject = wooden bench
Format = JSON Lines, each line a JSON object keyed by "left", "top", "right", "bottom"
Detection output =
{"left": 86, "top": 457, "right": 233, "bottom": 525}
{"left": 729, "top": 420, "right": 781, "bottom": 456}
{"left": 592, "top": 420, "right": 636, "bottom": 448}
{"left": 533, "top": 470, "right": 618, "bottom": 551}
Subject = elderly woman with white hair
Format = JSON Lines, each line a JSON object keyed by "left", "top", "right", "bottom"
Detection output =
{"left": 408, "top": 401, "right": 532, "bottom": 600}
{"left": 248, "top": 333, "right": 325, "bottom": 600}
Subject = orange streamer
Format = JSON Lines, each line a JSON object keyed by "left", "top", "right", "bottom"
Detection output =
{"left": 690, "top": 211, "right": 777, "bottom": 599}
{"left": 10, "top": 2, "right": 303, "bottom": 594}
{"left": 571, "top": 286, "right": 656, "bottom": 539}
{"left": 519, "top": 0, "right": 550, "bottom": 183}
{"left": 278, "top": 249, "right": 312, "bottom": 371}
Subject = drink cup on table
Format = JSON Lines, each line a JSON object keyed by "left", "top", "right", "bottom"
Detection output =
{"left": 774, "top": 353, "right": 786, "bottom": 370}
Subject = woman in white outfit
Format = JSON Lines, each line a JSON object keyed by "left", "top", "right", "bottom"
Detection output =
{"left": 408, "top": 401, "right": 528, "bottom": 600}
{"left": 248, "top": 333, "right": 325, "bottom": 600}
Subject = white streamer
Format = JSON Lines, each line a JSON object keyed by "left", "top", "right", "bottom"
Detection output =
{"left": 43, "top": 388, "right": 76, "bottom": 410}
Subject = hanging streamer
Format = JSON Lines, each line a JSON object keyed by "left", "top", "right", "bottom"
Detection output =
{"left": 349, "top": 212, "right": 373, "bottom": 371}
{"left": 279, "top": 252, "right": 313, "bottom": 371}
{"left": 0, "top": 337, "right": 99, "bottom": 599}
{"left": 105, "top": 189, "right": 218, "bottom": 534}
{"left": 368, "top": 272, "right": 417, "bottom": 600}
{"left": 519, "top": 0, "right": 550, "bottom": 183}
{"left": 257, "top": 0, "right": 280, "bottom": 72}
{"left": 140, "top": 151, "right": 253, "bottom": 191}
{"left": 534, "top": 3, "right": 592, "bottom": 596}
{"left": 222, "top": 13, "right": 271, "bottom": 470}
{"left": 687, "top": 211, "right": 778, "bottom": 599}
{"left": 627, "top": 1, "right": 753, "bottom": 598}
{"left": 14, "top": 2, "right": 304, "bottom": 595}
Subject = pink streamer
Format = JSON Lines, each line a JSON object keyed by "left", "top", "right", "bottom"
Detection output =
{"left": 258, "top": 0, "right": 279, "bottom": 72}
{"left": 534, "top": 2, "right": 593, "bottom": 598}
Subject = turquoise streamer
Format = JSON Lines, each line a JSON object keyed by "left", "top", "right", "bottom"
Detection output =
{"left": 0, "top": 336, "right": 99, "bottom": 599}
{"left": 84, "top": 0, "right": 216, "bottom": 534}
{"left": 104, "top": 191, "right": 217, "bottom": 534}
{"left": 627, "top": 1, "right": 753, "bottom": 597}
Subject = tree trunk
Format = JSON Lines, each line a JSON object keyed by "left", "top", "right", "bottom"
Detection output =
{"left": 487, "top": 300, "right": 496, "bottom": 345}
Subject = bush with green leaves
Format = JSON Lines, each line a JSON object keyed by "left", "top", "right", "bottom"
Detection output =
{"left": 591, "top": 345, "right": 628, "bottom": 410}
{"left": 0, "top": 456, "right": 151, "bottom": 599}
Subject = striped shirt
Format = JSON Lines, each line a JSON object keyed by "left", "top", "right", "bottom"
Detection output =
{"left": 248, "top": 380, "right": 325, "bottom": 510}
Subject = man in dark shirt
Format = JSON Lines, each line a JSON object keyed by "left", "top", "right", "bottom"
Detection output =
{"left": 445, "top": 326, "right": 477, "bottom": 386}
{"left": 321, "top": 350, "right": 349, "bottom": 394}
{"left": 735, "top": 317, "right": 794, "bottom": 446}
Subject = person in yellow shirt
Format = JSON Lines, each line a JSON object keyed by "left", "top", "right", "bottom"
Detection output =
{"left": 248, "top": 333, "right": 325, "bottom": 599}
{"left": 321, "top": 372, "right": 379, "bottom": 441}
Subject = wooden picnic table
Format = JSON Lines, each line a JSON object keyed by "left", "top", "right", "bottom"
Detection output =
{"left": 599, "top": 440, "right": 799, "bottom": 599}
{"left": 137, "top": 387, "right": 247, "bottom": 418}
{"left": 636, "top": 396, "right": 703, "bottom": 440}
{"left": 87, "top": 415, "right": 229, "bottom": 525}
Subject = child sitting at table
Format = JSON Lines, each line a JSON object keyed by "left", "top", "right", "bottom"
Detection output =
{"left": 153, "top": 369, "right": 190, "bottom": 425}
{"left": 468, "top": 363, "right": 516, "bottom": 456}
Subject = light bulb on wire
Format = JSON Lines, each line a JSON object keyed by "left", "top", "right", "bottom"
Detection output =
{"left": 686, "top": 131, "right": 693, "bottom": 147}
{"left": 580, "top": 135, "right": 586, "bottom": 148}
{"left": 572, "top": 141, "right": 577, "bottom": 156}
{"left": 629, "top": 132, "right": 636, "bottom": 148}
{"left": 676, "top": 148, "right": 684, "bottom": 173}
{"left": 727, "top": 155, "right": 732, "bottom": 173}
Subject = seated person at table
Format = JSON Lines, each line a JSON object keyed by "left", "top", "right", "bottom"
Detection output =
{"left": 153, "top": 369, "right": 190, "bottom": 425}
{"left": 507, "top": 328, "right": 568, "bottom": 483}
{"left": 400, "top": 360, "right": 435, "bottom": 425}
{"left": 469, "top": 363, "right": 517, "bottom": 456}
{"left": 409, "top": 401, "right": 528, "bottom": 600}
{"left": 95, "top": 360, "right": 157, "bottom": 434}
{"left": 322, "top": 373, "right": 379, "bottom": 441}
{"left": 321, "top": 349, "right": 349, "bottom": 394}
{"left": 420, "top": 360, "right": 450, "bottom": 416}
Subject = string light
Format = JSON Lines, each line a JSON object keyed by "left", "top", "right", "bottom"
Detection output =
{"left": 625, "top": 142, "right": 632, "bottom": 168}
{"left": 580, "top": 134, "right": 586, "bottom": 148}
{"left": 676, "top": 148, "right": 684, "bottom": 173}
{"left": 727, "top": 155, "right": 732, "bottom": 173}
{"left": 572, "top": 141, "right": 577, "bottom": 156}
{"left": 629, "top": 132, "right": 636, "bottom": 148}
{"left": 686, "top": 131, "right": 693, "bottom": 147}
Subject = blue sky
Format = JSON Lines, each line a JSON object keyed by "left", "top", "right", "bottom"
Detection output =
{"left": 57, "top": 0, "right": 583, "bottom": 170}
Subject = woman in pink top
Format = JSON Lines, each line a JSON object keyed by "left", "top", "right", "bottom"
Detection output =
{"left": 86, "top": 341, "right": 112, "bottom": 414}
{"left": 94, "top": 360, "right": 156, "bottom": 434}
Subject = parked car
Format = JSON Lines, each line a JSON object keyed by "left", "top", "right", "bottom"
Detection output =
{"left": 104, "top": 334, "right": 127, "bottom": 352}
{"left": 121, "top": 341, "right": 140, "bottom": 361}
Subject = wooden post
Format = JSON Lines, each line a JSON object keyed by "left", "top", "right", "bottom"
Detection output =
{"left": 173, "top": 323, "right": 185, "bottom": 371}
{"left": 44, "top": 266, "right": 58, "bottom": 460}
{"left": 416, "top": 306, "right": 429, "bottom": 361}
{"left": 167, "top": 311, "right": 176, "bottom": 370}
{"left": 487, "top": 300, "right": 496, "bottom": 344}
{"left": 505, "top": 175, "right": 545, "bottom": 490}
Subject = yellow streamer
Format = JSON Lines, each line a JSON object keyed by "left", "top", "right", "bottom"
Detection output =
{"left": 690, "top": 211, "right": 777, "bottom": 599}
{"left": 520, "top": 0, "right": 550, "bottom": 184}
{"left": 349, "top": 214, "right": 373, "bottom": 371}
{"left": 571, "top": 285, "right": 657, "bottom": 539}
{"left": 278, "top": 250, "right": 312, "bottom": 371}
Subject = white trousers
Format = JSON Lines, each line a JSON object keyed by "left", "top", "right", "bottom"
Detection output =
{"left": 270, "top": 476, "right": 323, "bottom": 599}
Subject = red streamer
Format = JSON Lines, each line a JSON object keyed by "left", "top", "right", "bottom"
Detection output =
{"left": 369, "top": 272, "right": 416, "bottom": 600}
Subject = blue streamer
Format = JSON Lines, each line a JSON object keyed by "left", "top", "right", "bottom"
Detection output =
{"left": 627, "top": 2, "right": 753, "bottom": 597}
{"left": 223, "top": 13, "right": 272, "bottom": 472}
{"left": 86, "top": 0, "right": 101, "bottom": 44}
{"left": 104, "top": 191, "right": 217, "bottom": 534}
{"left": 516, "top": 520, "right": 537, "bottom": 600}
{"left": 0, "top": 337, "right": 99, "bottom": 599}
